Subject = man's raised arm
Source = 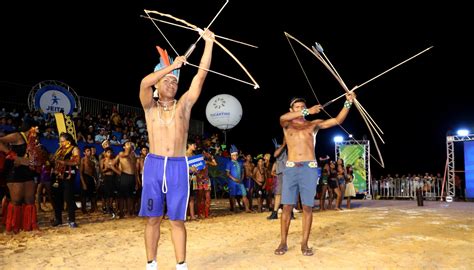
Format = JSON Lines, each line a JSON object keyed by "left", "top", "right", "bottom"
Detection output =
{"left": 183, "top": 29, "right": 215, "bottom": 109}
{"left": 139, "top": 56, "right": 185, "bottom": 109}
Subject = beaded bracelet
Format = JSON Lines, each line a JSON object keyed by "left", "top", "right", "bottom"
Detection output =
{"left": 344, "top": 100, "right": 352, "bottom": 109}
{"left": 301, "top": 108, "right": 310, "bottom": 117}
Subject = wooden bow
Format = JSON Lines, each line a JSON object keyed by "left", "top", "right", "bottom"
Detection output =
{"left": 285, "top": 32, "right": 386, "bottom": 168}
{"left": 144, "top": 8, "right": 260, "bottom": 89}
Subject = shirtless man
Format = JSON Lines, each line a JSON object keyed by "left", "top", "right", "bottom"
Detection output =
{"left": 79, "top": 146, "right": 97, "bottom": 213}
{"left": 138, "top": 29, "right": 214, "bottom": 270}
{"left": 135, "top": 146, "right": 148, "bottom": 214}
{"left": 252, "top": 158, "right": 267, "bottom": 213}
{"left": 243, "top": 154, "right": 255, "bottom": 210}
{"left": 116, "top": 141, "right": 138, "bottom": 218}
{"left": 98, "top": 139, "right": 111, "bottom": 213}
{"left": 274, "top": 93, "right": 355, "bottom": 256}
{"left": 100, "top": 147, "right": 120, "bottom": 216}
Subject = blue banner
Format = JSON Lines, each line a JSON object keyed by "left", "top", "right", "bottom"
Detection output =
{"left": 464, "top": 141, "right": 474, "bottom": 199}
{"left": 188, "top": 154, "right": 205, "bottom": 170}
{"left": 34, "top": 84, "right": 77, "bottom": 115}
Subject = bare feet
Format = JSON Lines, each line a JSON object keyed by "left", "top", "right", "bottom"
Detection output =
{"left": 274, "top": 244, "right": 288, "bottom": 255}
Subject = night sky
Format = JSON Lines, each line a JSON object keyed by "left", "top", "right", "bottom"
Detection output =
{"left": 1, "top": 1, "right": 472, "bottom": 176}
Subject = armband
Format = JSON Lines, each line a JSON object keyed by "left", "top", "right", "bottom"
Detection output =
{"left": 344, "top": 100, "right": 352, "bottom": 109}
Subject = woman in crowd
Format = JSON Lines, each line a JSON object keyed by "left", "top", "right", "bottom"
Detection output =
{"left": 0, "top": 122, "right": 41, "bottom": 233}
{"left": 51, "top": 132, "right": 81, "bottom": 228}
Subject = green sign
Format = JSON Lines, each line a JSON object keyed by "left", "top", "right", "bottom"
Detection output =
{"left": 339, "top": 145, "right": 367, "bottom": 193}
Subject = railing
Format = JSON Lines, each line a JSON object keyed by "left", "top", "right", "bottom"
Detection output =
{"left": 0, "top": 94, "right": 29, "bottom": 111}
{"left": 371, "top": 178, "right": 447, "bottom": 200}
{"left": 79, "top": 96, "right": 143, "bottom": 117}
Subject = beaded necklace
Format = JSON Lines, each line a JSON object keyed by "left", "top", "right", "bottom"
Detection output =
{"left": 157, "top": 99, "right": 177, "bottom": 126}
{"left": 54, "top": 142, "right": 74, "bottom": 174}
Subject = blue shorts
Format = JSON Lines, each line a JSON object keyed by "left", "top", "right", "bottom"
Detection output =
{"left": 337, "top": 176, "right": 345, "bottom": 185}
{"left": 228, "top": 180, "right": 245, "bottom": 197}
{"left": 281, "top": 161, "right": 319, "bottom": 207}
{"left": 139, "top": 154, "right": 189, "bottom": 221}
{"left": 238, "top": 183, "right": 247, "bottom": 196}
{"left": 243, "top": 177, "right": 254, "bottom": 190}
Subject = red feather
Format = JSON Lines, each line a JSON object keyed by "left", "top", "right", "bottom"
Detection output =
{"left": 156, "top": 46, "right": 171, "bottom": 66}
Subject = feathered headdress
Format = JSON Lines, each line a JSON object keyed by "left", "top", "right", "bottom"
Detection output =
{"left": 230, "top": 144, "right": 238, "bottom": 154}
{"left": 154, "top": 46, "right": 180, "bottom": 81}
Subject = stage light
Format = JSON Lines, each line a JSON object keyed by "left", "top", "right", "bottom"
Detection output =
{"left": 457, "top": 129, "right": 469, "bottom": 136}
{"left": 333, "top": 136, "right": 343, "bottom": 143}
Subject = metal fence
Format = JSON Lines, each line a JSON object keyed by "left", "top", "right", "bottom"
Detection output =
{"left": 79, "top": 96, "right": 143, "bottom": 117}
{"left": 371, "top": 177, "right": 447, "bottom": 200}
{"left": 0, "top": 93, "right": 29, "bottom": 112}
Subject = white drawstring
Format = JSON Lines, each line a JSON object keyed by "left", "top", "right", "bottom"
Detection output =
{"left": 161, "top": 156, "right": 189, "bottom": 197}
{"left": 142, "top": 155, "right": 148, "bottom": 186}
{"left": 162, "top": 157, "right": 168, "bottom": 194}
{"left": 184, "top": 156, "right": 190, "bottom": 220}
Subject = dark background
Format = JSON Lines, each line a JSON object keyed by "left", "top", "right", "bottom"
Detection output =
{"left": 1, "top": 0, "right": 472, "bottom": 176}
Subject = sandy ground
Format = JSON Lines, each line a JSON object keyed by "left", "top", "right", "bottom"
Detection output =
{"left": 0, "top": 199, "right": 473, "bottom": 270}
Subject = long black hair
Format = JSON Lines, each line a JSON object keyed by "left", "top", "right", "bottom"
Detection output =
{"left": 60, "top": 132, "right": 77, "bottom": 147}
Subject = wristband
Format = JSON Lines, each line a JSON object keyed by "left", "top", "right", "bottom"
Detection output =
{"left": 301, "top": 108, "right": 310, "bottom": 117}
{"left": 344, "top": 100, "right": 352, "bottom": 109}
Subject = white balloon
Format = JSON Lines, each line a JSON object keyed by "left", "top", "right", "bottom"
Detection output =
{"left": 206, "top": 94, "right": 242, "bottom": 130}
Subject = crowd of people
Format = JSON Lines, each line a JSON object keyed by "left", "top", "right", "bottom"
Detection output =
{"left": 0, "top": 28, "right": 359, "bottom": 269}
{"left": 0, "top": 29, "right": 357, "bottom": 269}
{"left": 1, "top": 28, "right": 457, "bottom": 270}
{"left": 1, "top": 107, "right": 329, "bottom": 232}
{"left": 0, "top": 109, "right": 460, "bottom": 229}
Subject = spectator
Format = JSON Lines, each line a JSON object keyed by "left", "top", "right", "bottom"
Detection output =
{"left": 95, "top": 129, "right": 107, "bottom": 143}
{"left": 109, "top": 135, "right": 120, "bottom": 145}
{"left": 43, "top": 126, "right": 58, "bottom": 139}
{"left": 0, "top": 117, "right": 15, "bottom": 134}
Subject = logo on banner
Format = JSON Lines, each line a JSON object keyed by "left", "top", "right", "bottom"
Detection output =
{"left": 188, "top": 154, "right": 205, "bottom": 170}
{"left": 34, "top": 84, "right": 76, "bottom": 115}
{"left": 339, "top": 145, "right": 367, "bottom": 194}
{"left": 205, "top": 94, "right": 242, "bottom": 130}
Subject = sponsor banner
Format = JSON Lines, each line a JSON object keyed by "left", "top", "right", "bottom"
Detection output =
{"left": 339, "top": 145, "right": 367, "bottom": 194}
{"left": 34, "top": 84, "right": 76, "bottom": 115}
{"left": 188, "top": 154, "right": 205, "bottom": 170}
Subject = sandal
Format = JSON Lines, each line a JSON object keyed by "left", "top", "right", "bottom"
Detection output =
{"left": 301, "top": 246, "right": 314, "bottom": 256}
{"left": 274, "top": 245, "right": 288, "bottom": 255}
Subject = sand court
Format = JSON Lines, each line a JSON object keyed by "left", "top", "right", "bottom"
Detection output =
{"left": 1, "top": 200, "right": 473, "bottom": 269}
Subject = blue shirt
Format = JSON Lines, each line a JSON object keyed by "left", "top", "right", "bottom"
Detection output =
{"left": 226, "top": 159, "right": 242, "bottom": 180}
